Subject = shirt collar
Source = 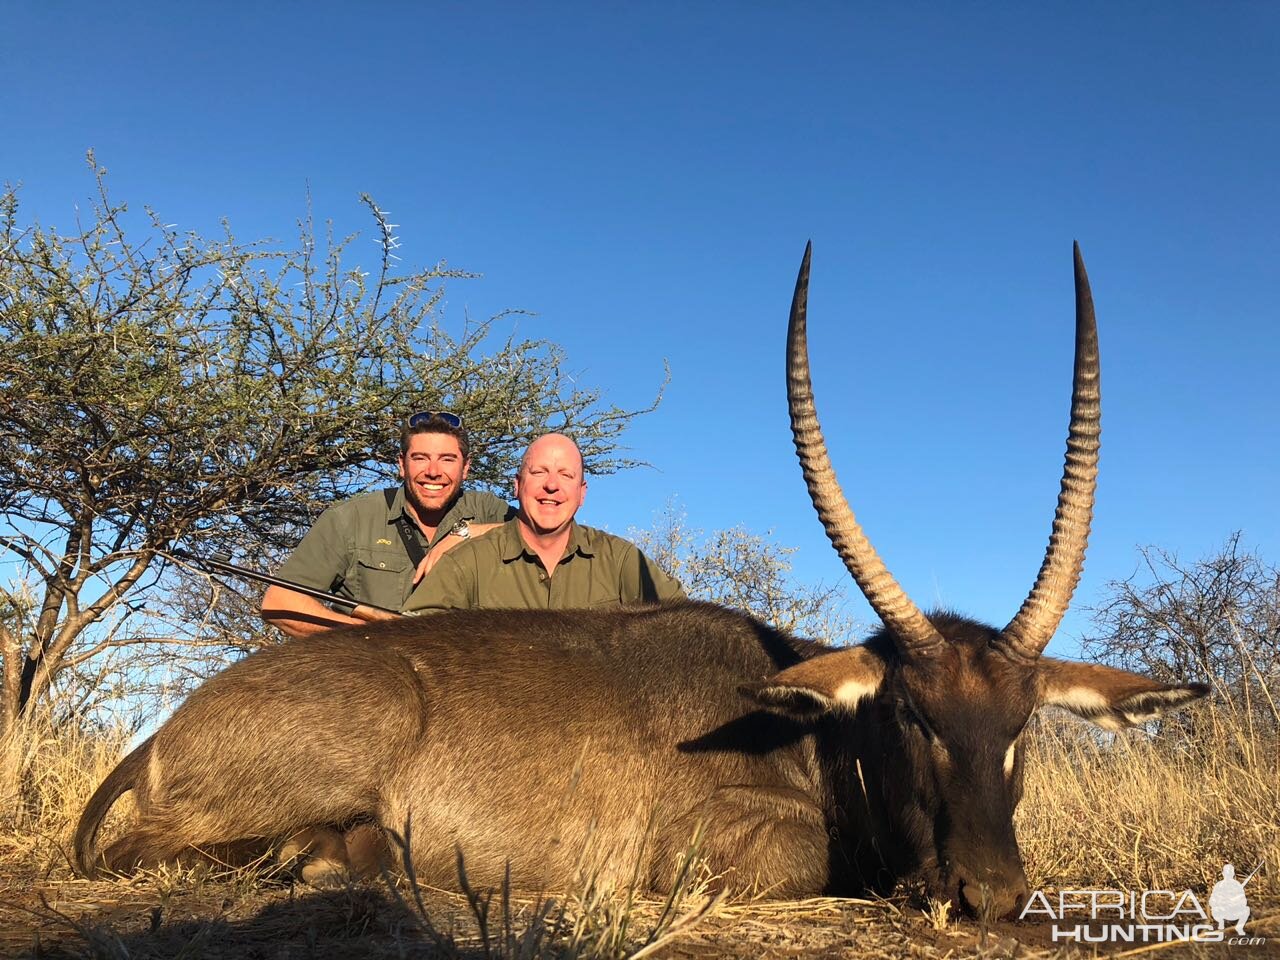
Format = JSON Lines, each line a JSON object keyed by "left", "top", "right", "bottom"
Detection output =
{"left": 385, "top": 484, "right": 411, "bottom": 525}
{"left": 498, "top": 519, "right": 530, "bottom": 562}
{"left": 566, "top": 522, "right": 596, "bottom": 558}
{"left": 499, "top": 520, "right": 596, "bottom": 563}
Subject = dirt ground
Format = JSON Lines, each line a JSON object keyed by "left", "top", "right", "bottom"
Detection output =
{"left": 2, "top": 866, "right": 1277, "bottom": 960}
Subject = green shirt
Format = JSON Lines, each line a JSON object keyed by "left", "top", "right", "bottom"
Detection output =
{"left": 274, "top": 487, "right": 515, "bottom": 611}
{"left": 402, "top": 519, "right": 685, "bottom": 613}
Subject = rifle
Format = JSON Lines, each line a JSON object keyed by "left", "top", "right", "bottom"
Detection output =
{"left": 173, "top": 549, "right": 404, "bottom": 621}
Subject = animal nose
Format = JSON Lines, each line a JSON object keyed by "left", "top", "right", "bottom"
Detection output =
{"left": 956, "top": 868, "right": 1030, "bottom": 921}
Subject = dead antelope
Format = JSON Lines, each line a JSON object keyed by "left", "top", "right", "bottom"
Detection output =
{"left": 75, "top": 243, "right": 1207, "bottom": 918}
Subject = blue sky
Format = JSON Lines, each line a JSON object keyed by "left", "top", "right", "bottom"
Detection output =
{"left": 3, "top": 3, "right": 1276, "bottom": 655}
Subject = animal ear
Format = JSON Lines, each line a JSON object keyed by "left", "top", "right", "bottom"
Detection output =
{"left": 1038, "top": 658, "right": 1210, "bottom": 731}
{"left": 740, "top": 646, "right": 886, "bottom": 718}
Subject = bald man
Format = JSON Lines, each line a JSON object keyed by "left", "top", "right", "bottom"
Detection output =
{"left": 403, "top": 433, "right": 684, "bottom": 612}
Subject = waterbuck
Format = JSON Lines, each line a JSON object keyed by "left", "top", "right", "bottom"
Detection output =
{"left": 75, "top": 244, "right": 1208, "bottom": 918}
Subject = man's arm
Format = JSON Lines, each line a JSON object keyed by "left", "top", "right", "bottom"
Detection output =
{"left": 403, "top": 547, "right": 477, "bottom": 613}
{"left": 260, "top": 584, "right": 398, "bottom": 638}
{"left": 473, "top": 492, "right": 518, "bottom": 524}
{"left": 412, "top": 522, "right": 504, "bottom": 585}
{"left": 261, "top": 505, "right": 366, "bottom": 637}
{"left": 620, "top": 545, "right": 686, "bottom": 604}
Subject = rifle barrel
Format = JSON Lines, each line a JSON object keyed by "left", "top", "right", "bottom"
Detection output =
{"left": 173, "top": 549, "right": 402, "bottom": 616}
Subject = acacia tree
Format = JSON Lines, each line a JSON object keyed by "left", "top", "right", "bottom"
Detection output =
{"left": 0, "top": 158, "right": 654, "bottom": 728}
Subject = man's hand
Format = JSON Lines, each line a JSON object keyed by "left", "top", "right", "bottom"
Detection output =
{"left": 412, "top": 523, "right": 504, "bottom": 585}
{"left": 352, "top": 604, "right": 400, "bottom": 623}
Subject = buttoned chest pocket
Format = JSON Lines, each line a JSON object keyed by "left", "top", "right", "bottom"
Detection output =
{"left": 353, "top": 547, "right": 412, "bottom": 610}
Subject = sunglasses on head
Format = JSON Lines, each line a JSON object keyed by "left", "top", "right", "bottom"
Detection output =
{"left": 407, "top": 411, "right": 464, "bottom": 429}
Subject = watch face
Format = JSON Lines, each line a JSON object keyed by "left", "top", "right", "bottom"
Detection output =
{"left": 450, "top": 520, "right": 471, "bottom": 539}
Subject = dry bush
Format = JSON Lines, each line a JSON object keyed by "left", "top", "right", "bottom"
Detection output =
{"left": 631, "top": 501, "right": 862, "bottom": 644}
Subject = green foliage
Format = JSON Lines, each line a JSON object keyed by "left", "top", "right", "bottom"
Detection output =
{"left": 0, "top": 156, "right": 657, "bottom": 722}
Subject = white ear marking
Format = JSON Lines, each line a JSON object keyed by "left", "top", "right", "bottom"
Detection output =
{"left": 1055, "top": 686, "right": 1109, "bottom": 712}
{"left": 833, "top": 677, "right": 879, "bottom": 708}
{"left": 1051, "top": 685, "right": 1125, "bottom": 729}
{"left": 1120, "top": 709, "right": 1160, "bottom": 726}
{"left": 1041, "top": 660, "right": 1210, "bottom": 731}
{"left": 742, "top": 683, "right": 837, "bottom": 717}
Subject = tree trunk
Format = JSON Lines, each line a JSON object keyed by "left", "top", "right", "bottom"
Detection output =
{"left": 0, "top": 623, "right": 21, "bottom": 735}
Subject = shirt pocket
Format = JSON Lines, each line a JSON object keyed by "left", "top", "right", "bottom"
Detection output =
{"left": 586, "top": 572, "right": 622, "bottom": 608}
{"left": 353, "top": 547, "right": 412, "bottom": 609}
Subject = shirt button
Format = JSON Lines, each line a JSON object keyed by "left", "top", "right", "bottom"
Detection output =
{"left": 379, "top": 562, "right": 386, "bottom": 569}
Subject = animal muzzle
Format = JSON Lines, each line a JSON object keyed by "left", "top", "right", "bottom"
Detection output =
{"left": 952, "top": 859, "right": 1031, "bottom": 920}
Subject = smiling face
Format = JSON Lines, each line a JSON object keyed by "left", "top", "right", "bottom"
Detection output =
{"left": 514, "top": 434, "right": 587, "bottom": 539}
{"left": 398, "top": 432, "right": 469, "bottom": 521}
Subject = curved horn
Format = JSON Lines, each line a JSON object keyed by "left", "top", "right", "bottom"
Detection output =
{"left": 1001, "top": 243, "right": 1101, "bottom": 661}
{"left": 787, "top": 243, "right": 944, "bottom": 658}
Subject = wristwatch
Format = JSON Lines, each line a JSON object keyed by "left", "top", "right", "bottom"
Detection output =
{"left": 448, "top": 519, "right": 471, "bottom": 539}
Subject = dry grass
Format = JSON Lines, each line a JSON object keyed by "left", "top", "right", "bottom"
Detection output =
{"left": 0, "top": 705, "right": 134, "bottom": 877}
{"left": 372, "top": 819, "right": 728, "bottom": 959}
{"left": 1018, "top": 699, "right": 1278, "bottom": 899}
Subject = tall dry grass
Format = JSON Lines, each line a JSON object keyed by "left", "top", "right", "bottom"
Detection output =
{"left": 0, "top": 705, "right": 135, "bottom": 875}
{"left": 1018, "top": 692, "right": 1278, "bottom": 899}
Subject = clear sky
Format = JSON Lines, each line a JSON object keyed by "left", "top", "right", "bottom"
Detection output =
{"left": 3, "top": 3, "right": 1276, "bottom": 655}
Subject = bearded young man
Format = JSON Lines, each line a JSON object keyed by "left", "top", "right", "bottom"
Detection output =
{"left": 261, "top": 412, "right": 514, "bottom": 638}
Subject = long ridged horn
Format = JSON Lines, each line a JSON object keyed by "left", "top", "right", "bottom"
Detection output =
{"left": 787, "top": 243, "right": 944, "bottom": 657}
{"left": 1001, "top": 242, "right": 1101, "bottom": 661}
